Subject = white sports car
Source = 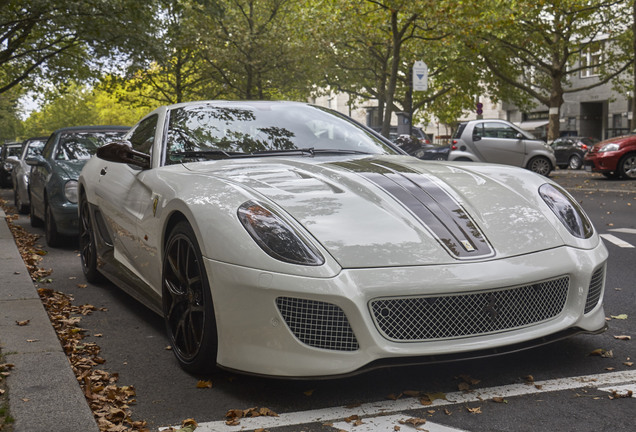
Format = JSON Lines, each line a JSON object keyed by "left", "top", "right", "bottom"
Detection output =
{"left": 78, "top": 101, "right": 608, "bottom": 378}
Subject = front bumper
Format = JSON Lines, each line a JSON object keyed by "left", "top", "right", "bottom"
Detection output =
{"left": 585, "top": 151, "right": 621, "bottom": 173}
{"left": 206, "top": 242, "right": 608, "bottom": 378}
{"left": 49, "top": 201, "right": 79, "bottom": 236}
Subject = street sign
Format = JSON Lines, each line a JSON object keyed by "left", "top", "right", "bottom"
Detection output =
{"left": 413, "top": 61, "right": 428, "bottom": 91}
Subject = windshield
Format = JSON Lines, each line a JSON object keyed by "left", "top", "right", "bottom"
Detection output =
{"left": 55, "top": 130, "right": 127, "bottom": 161}
{"left": 25, "top": 140, "right": 46, "bottom": 158}
{"left": 6, "top": 145, "right": 22, "bottom": 158}
{"left": 165, "top": 103, "right": 397, "bottom": 164}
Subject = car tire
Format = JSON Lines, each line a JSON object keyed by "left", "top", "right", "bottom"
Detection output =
{"left": 162, "top": 220, "right": 218, "bottom": 374}
{"left": 29, "top": 194, "right": 44, "bottom": 228}
{"left": 79, "top": 194, "right": 102, "bottom": 282}
{"left": 527, "top": 156, "right": 552, "bottom": 176}
{"left": 45, "top": 202, "right": 63, "bottom": 247}
{"left": 14, "top": 188, "right": 28, "bottom": 214}
{"left": 568, "top": 155, "right": 583, "bottom": 170}
{"left": 617, "top": 153, "right": 636, "bottom": 179}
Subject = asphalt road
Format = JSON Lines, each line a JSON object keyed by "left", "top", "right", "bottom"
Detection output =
{"left": 1, "top": 167, "right": 634, "bottom": 432}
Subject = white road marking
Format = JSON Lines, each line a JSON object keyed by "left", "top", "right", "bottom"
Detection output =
{"left": 600, "top": 234, "right": 635, "bottom": 248}
{"left": 609, "top": 228, "right": 636, "bottom": 235}
{"left": 171, "top": 370, "right": 636, "bottom": 432}
{"left": 598, "top": 383, "right": 636, "bottom": 398}
{"left": 331, "top": 413, "right": 468, "bottom": 432}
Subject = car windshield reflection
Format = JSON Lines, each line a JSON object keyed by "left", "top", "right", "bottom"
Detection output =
{"left": 165, "top": 103, "right": 396, "bottom": 164}
{"left": 55, "top": 132, "right": 126, "bottom": 161}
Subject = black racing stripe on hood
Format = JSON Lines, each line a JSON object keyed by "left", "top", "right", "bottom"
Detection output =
{"left": 330, "top": 158, "right": 494, "bottom": 260}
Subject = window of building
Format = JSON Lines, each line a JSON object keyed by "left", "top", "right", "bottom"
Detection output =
{"left": 580, "top": 41, "right": 602, "bottom": 78}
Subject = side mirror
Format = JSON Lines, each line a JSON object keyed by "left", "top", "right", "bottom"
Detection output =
{"left": 97, "top": 141, "right": 150, "bottom": 170}
{"left": 26, "top": 155, "right": 46, "bottom": 167}
{"left": 516, "top": 132, "right": 524, "bottom": 140}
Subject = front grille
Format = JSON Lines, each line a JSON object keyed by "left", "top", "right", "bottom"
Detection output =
{"left": 584, "top": 267, "right": 604, "bottom": 314}
{"left": 370, "top": 276, "right": 570, "bottom": 342}
{"left": 276, "top": 297, "right": 359, "bottom": 351}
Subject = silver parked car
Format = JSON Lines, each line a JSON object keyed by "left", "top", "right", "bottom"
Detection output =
{"left": 449, "top": 119, "right": 556, "bottom": 176}
{"left": 11, "top": 136, "right": 47, "bottom": 213}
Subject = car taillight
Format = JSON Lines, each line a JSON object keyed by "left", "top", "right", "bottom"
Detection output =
{"left": 451, "top": 145, "right": 457, "bottom": 150}
{"left": 581, "top": 144, "right": 588, "bottom": 150}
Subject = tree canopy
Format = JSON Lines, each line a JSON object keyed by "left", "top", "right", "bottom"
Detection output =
{"left": 1, "top": 0, "right": 634, "bottom": 141}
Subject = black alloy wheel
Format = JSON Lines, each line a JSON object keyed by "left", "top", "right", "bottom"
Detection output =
{"left": 162, "top": 221, "right": 218, "bottom": 374}
{"left": 79, "top": 195, "right": 101, "bottom": 282}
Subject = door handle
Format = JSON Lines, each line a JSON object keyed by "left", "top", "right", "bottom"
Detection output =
{"left": 100, "top": 167, "right": 107, "bottom": 176}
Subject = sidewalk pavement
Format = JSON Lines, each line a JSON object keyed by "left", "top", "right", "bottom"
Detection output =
{"left": 0, "top": 207, "right": 99, "bottom": 432}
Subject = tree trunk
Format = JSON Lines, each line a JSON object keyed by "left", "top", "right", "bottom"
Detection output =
{"left": 381, "top": 10, "right": 401, "bottom": 138}
{"left": 547, "top": 76, "right": 564, "bottom": 142}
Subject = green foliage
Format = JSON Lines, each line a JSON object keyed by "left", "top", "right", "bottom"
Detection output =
{"left": 21, "top": 81, "right": 152, "bottom": 137}
{"left": 0, "top": 0, "right": 157, "bottom": 95}
{"left": 0, "top": 84, "right": 24, "bottom": 142}
{"left": 459, "top": 0, "right": 633, "bottom": 139}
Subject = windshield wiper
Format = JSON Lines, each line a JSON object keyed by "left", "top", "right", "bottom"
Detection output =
{"left": 311, "top": 149, "right": 371, "bottom": 155}
{"left": 250, "top": 148, "right": 316, "bottom": 157}
{"left": 250, "top": 148, "right": 372, "bottom": 157}
{"left": 170, "top": 150, "right": 246, "bottom": 160}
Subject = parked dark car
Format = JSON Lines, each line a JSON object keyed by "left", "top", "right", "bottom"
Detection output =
{"left": 584, "top": 134, "right": 636, "bottom": 179}
{"left": 11, "top": 136, "right": 48, "bottom": 213}
{"left": 551, "top": 136, "right": 598, "bottom": 170}
{"left": 394, "top": 134, "right": 449, "bottom": 160}
{"left": 28, "top": 125, "right": 129, "bottom": 246}
{"left": 0, "top": 142, "right": 23, "bottom": 188}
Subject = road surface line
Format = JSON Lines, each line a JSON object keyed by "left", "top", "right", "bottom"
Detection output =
{"left": 600, "top": 234, "right": 635, "bottom": 248}
{"left": 169, "top": 370, "right": 636, "bottom": 432}
{"left": 609, "top": 228, "right": 636, "bottom": 235}
{"left": 331, "top": 413, "right": 468, "bottom": 432}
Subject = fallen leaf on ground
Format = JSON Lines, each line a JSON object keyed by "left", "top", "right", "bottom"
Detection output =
{"left": 466, "top": 406, "right": 482, "bottom": 414}
{"left": 589, "top": 349, "right": 614, "bottom": 358}
{"left": 610, "top": 314, "right": 628, "bottom": 320}
{"left": 399, "top": 417, "right": 426, "bottom": 426}
{"left": 196, "top": 380, "right": 212, "bottom": 389}
{"left": 16, "top": 319, "right": 30, "bottom": 326}
{"left": 613, "top": 335, "right": 631, "bottom": 341}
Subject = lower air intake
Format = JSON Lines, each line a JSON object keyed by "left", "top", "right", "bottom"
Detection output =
{"left": 276, "top": 297, "right": 359, "bottom": 351}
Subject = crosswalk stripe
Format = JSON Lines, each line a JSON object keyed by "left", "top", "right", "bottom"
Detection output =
{"left": 608, "top": 228, "right": 636, "bottom": 235}
{"left": 600, "top": 234, "right": 635, "bottom": 248}
{"left": 170, "top": 370, "right": 636, "bottom": 432}
{"left": 331, "top": 413, "right": 468, "bottom": 432}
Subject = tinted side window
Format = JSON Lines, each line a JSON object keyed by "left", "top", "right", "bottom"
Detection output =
{"left": 453, "top": 123, "right": 467, "bottom": 139}
{"left": 482, "top": 122, "right": 518, "bottom": 139}
{"left": 129, "top": 115, "right": 158, "bottom": 154}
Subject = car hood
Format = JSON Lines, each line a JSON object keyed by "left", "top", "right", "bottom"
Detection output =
{"left": 54, "top": 159, "right": 88, "bottom": 179}
{"left": 591, "top": 134, "right": 636, "bottom": 150}
{"left": 185, "top": 156, "right": 564, "bottom": 267}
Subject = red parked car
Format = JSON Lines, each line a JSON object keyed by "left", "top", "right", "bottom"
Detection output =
{"left": 584, "top": 134, "right": 636, "bottom": 179}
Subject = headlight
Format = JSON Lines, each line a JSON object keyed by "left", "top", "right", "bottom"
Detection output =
{"left": 539, "top": 184, "right": 593, "bottom": 239}
{"left": 598, "top": 143, "right": 619, "bottom": 153}
{"left": 64, "top": 180, "right": 78, "bottom": 203}
{"left": 238, "top": 201, "right": 324, "bottom": 266}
